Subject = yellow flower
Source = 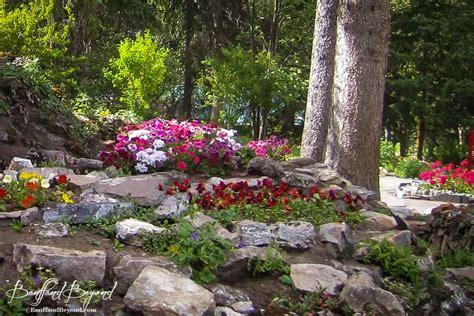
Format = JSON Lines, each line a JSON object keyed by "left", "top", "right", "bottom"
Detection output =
{"left": 19, "top": 172, "right": 42, "bottom": 181}
{"left": 40, "top": 179, "right": 50, "bottom": 189}
{"left": 2, "top": 175, "right": 13, "bottom": 183}
{"left": 168, "top": 244, "right": 180, "bottom": 254}
{"left": 62, "top": 193, "right": 73, "bottom": 204}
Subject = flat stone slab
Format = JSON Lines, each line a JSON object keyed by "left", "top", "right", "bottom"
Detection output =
{"left": 290, "top": 263, "right": 347, "bottom": 295}
{"left": 13, "top": 244, "right": 106, "bottom": 286}
{"left": 124, "top": 265, "right": 215, "bottom": 315}
{"left": 42, "top": 202, "right": 133, "bottom": 224}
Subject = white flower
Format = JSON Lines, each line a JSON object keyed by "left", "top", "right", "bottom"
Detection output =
{"left": 2, "top": 175, "right": 13, "bottom": 183}
{"left": 40, "top": 179, "right": 50, "bottom": 188}
{"left": 135, "top": 162, "right": 148, "bottom": 173}
{"left": 127, "top": 144, "right": 138, "bottom": 152}
{"left": 153, "top": 139, "right": 165, "bottom": 149}
{"left": 128, "top": 129, "right": 151, "bottom": 140}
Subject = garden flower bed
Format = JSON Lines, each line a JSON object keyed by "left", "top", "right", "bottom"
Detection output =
{"left": 0, "top": 172, "right": 74, "bottom": 212}
{"left": 98, "top": 117, "right": 291, "bottom": 175}
{"left": 419, "top": 160, "right": 473, "bottom": 195}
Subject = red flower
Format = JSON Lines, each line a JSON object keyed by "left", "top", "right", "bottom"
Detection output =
{"left": 26, "top": 181, "right": 39, "bottom": 191}
{"left": 57, "top": 175, "right": 68, "bottom": 185}
{"left": 460, "top": 160, "right": 470, "bottom": 168}
{"left": 439, "top": 175, "right": 448, "bottom": 185}
{"left": 158, "top": 184, "right": 164, "bottom": 191}
{"left": 192, "top": 156, "right": 201, "bottom": 165}
{"left": 176, "top": 161, "right": 187, "bottom": 171}
{"left": 431, "top": 160, "right": 442, "bottom": 168}
{"left": 20, "top": 195, "right": 35, "bottom": 208}
{"left": 0, "top": 188, "right": 7, "bottom": 199}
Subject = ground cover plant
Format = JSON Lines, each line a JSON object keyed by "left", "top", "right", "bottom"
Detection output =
{"left": 419, "top": 160, "right": 473, "bottom": 194}
{"left": 165, "top": 178, "right": 365, "bottom": 227}
{"left": 0, "top": 172, "right": 73, "bottom": 211}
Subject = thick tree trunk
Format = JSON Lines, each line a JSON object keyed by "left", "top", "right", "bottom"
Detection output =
{"left": 301, "top": 0, "right": 338, "bottom": 161}
{"left": 324, "top": 0, "right": 390, "bottom": 197}
{"left": 181, "top": 1, "right": 195, "bottom": 120}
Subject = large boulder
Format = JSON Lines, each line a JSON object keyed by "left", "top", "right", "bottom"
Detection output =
{"left": 340, "top": 272, "right": 406, "bottom": 316}
{"left": 247, "top": 157, "right": 284, "bottom": 179}
{"left": 154, "top": 194, "right": 189, "bottom": 219}
{"left": 93, "top": 172, "right": 185, "bottom": 206}
{"left": 290, "top": 263, "right": 347, "bottom": 295}
{"left": 236, "top": 220, "right": 272, "bottom": 247}
{"left": 270, "top": 221, "right": 315, "bottom": 249}
{"left": 113, "top": 255, "right": 192, "bottom": 295}
{"left": 8, "top": 157, "right": 33, "bottom": 171}
{"left": 124, "top": 265, "right": 215, "bottom": 315}
{"left": 13, "top": 244, "right": 106, "bottom": 286}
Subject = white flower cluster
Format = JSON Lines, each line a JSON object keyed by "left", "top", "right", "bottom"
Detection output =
{"left": 134, "top": 148, "right": 168, "bottom": 173}
{"left": 128, "top": 129, "right": 151, "bottom": 140}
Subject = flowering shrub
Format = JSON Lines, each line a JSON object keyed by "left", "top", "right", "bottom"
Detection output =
{"left": 0, "top": 172, "right": 74, "bottom": 211}
{"left": 98, "top": 118, "right": 242, "bottom": 175}
{"left": 164, "top": 178, "right": 365, "bottom": 226}
{"left": 419, "top": 160, "right": 473, "bottom": 194}
{"left": 239, "top": 135, "right": 291, "bottom": 166}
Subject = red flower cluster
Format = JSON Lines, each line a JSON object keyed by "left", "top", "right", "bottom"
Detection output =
{"left": 0, "top": 187, "right": 7, "bottom": 199}
{"left": 164, "top": 178, "right": 365, "bottom": 212}
{"left": 419, "top": 159, "right": 473, "bottom": 193}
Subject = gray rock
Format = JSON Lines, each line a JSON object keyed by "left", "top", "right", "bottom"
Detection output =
{"left": 154, "top": 194, "right": 189, "bottom": 219}
{"left": 231, "top": 301, "right": 254, "bottom": 314}
{"left": 183, "top": 212, "right": 216, "bottom": 228}
{"left": 77, "top": 158, "right": 103, "bottom": 171}
{"left": 104, "top": 166, "right": 119, "bottom": 178}
{"left": 80, "top": 193, "right": 119, "bottom": 203}
{"left": 116, "top": 219, "right": 166, "bottom": 246}
{"left": 0, "top": 210, "right": 22, "bottom": 219}
{"left": 441, "top": 282, "right": 467, "bottom": 313}
{"left": 208, "top": 176, "right": 275, "bottom": 188}
{"left": 215, "top": 225, "right": 240, "bottom": 246}
{"left": 270, "top": 221, "right": 315, "bottom": 249}
{"left": 363, "top": 213, "right": 398, "bottom": 231}
{"left": 211, "top": 284, "right": 250, "bottom": 307}
{"left": 280, "top": 158, "right": 320, "bottom": 170}
{"left": 236, "top": 220, "right": 272, "bottom": 247}
{"left": 247, "top": 157, "right": 284, "bottom": 179}
{"left": 42, "top": 202, "right": 134, "bottom": 224}
{"left": 340, "top": 272, "right": 406, "bottom": 316}
{"left": 215, "top": 307, "right": 245, "bottom": 316}
{"left": 124, "top": 265, "right": 215, "bottom": 315}
{"left": 94, "top": 172, "right": 185, "bottom": 206}
{"left": 31, "top": 223, "right": 69, "bottom": 237}
{"left": 13, "top": 244, "right": 106, "bottom": 286}
{"left": 446, "top": 267, "right": 474, "bottom": 281}
{"left": 345, "top": 184, "right": 375, "bottom": 201}
{"left": 389, "top": 206, "right": 414, "bottom": 219}
{"left": 371, "top": 230, "right": 412, "bottom": 247}
{"left": 316, "top": 222, "right": 354, "bottom": 259}
{"left": 20, "top": 207, "right": 42, "bottom": 225}
{"left": 8, "top": 157, "right": 33, "bottom": 171}
{"left": 290, "top": 263, "right": 347, "bottom": 295}
{"left": 113, "top": 255, "right": 192, "bottom": 295}
{"left": 19, "top": 167, "right": 75, "bottom": 179}
{"left": 312, "top": 167, "right": 343, "bottom": 186}
{"left": 68, "top": 173, "right": 108, "bottom": 190}
{"left": 282, "top": 171, "right": 319, "bottom": 188}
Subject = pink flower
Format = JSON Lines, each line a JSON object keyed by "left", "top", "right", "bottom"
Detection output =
{"left": 439, "top": 175, "right": 448, "bottom": 185}
{"left": 460, "top": 160, "right": 470, "bottom": 168}
{"left": 431, "top": 160, "right": 442, "bottom": 168}
{"left": 176, "top": 161, "right": 187, "bottom": 171}
{"left": 255, "top": 147, "right": 267, "bottom": 157}
{"left": 193, "top": 156, "right": 201, "bottom": 165}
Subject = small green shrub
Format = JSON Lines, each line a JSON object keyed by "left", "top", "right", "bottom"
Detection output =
{"left": 364, "top": 239, "right": 421, "bottom": 285}
{"left": 394, "top": 158, "right": 430, "bottom": 179}
{"left": 380, "top": 140, "right": 400, "bottom": 171}
{"left": 436, "top": 249, "right": 474, "bottom": 269}
{"left": 272, "top": 290, "right": 344, "bottom": 315}
{"left": 247, "top": 245, "right": 289, "bottom": 276}
{"left": 384, "top": 278, "right": 421, "bottom": 307}
{"left": 143, "top": 220, "right": 232, "bottom": 283}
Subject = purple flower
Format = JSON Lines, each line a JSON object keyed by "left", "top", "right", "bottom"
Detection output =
{"left": 238, "top": 240, "right": 247, "bottom": 248}
{"left": 190, "top": 232, "right": 198, "bottom": 241}
{"left": 32, "top": 275, "right": 41, "bottom": 286}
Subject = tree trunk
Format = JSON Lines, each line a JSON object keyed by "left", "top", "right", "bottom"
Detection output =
{"left": 181, "top": 0, "right": 195, "bottom": 120}
{"left": 259, "top": 107, "right": 268, "bottom": 140}
{"left": 324, "top": 0, "right": 390, "bottom": 197}
{"left": 301, "top": 0, "right": 338, "bottom": 161}
{"left": 399, "top": 129, "right": 410, "bottom": 157}
{"left": 416, "top": 115, "right": 425, "bottom": 160}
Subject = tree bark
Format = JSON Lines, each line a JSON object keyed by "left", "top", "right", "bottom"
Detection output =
{"left": 324, "top": 0, "right": 390, "bottom": 197}
{"left": 180, "top": 0, "right": 196, "bottom": 120}
{"left": 301, "top": 0, "right": 338, "bottom": 161}
{"left": 416, "top": 115, "right": 425, "bottom": 160}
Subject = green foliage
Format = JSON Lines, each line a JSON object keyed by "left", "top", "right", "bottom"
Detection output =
{"left": 143, "top": 220, "right": 232, "bottom": 283}
{"left": 436, "top": 249, "right": 474, "bottom": 269}
{"left": 384, "top": 277, "right": 421, "bottom": 307}
{"left": 364, "top": 239, "right": 421, "bottom": 285}
{"left": 103, "top": 31, "right": 168, "bottom": 118}
{"left": 247, "top": 245, "right": 289, "bottom": 276}
{"left": 272, "top": 290, "right": 344, "bottom": 315}
{"left": 0, "top": 0, "right": 73, "bottom": 60}
{"left": 10, "top": 219, "right": 23, "bottom": 233}
{"left": 380, "top": 139, "right": 401, "bottom": 171}
{"left": 394, "top": 158, "right": 429, "bottom": 179}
